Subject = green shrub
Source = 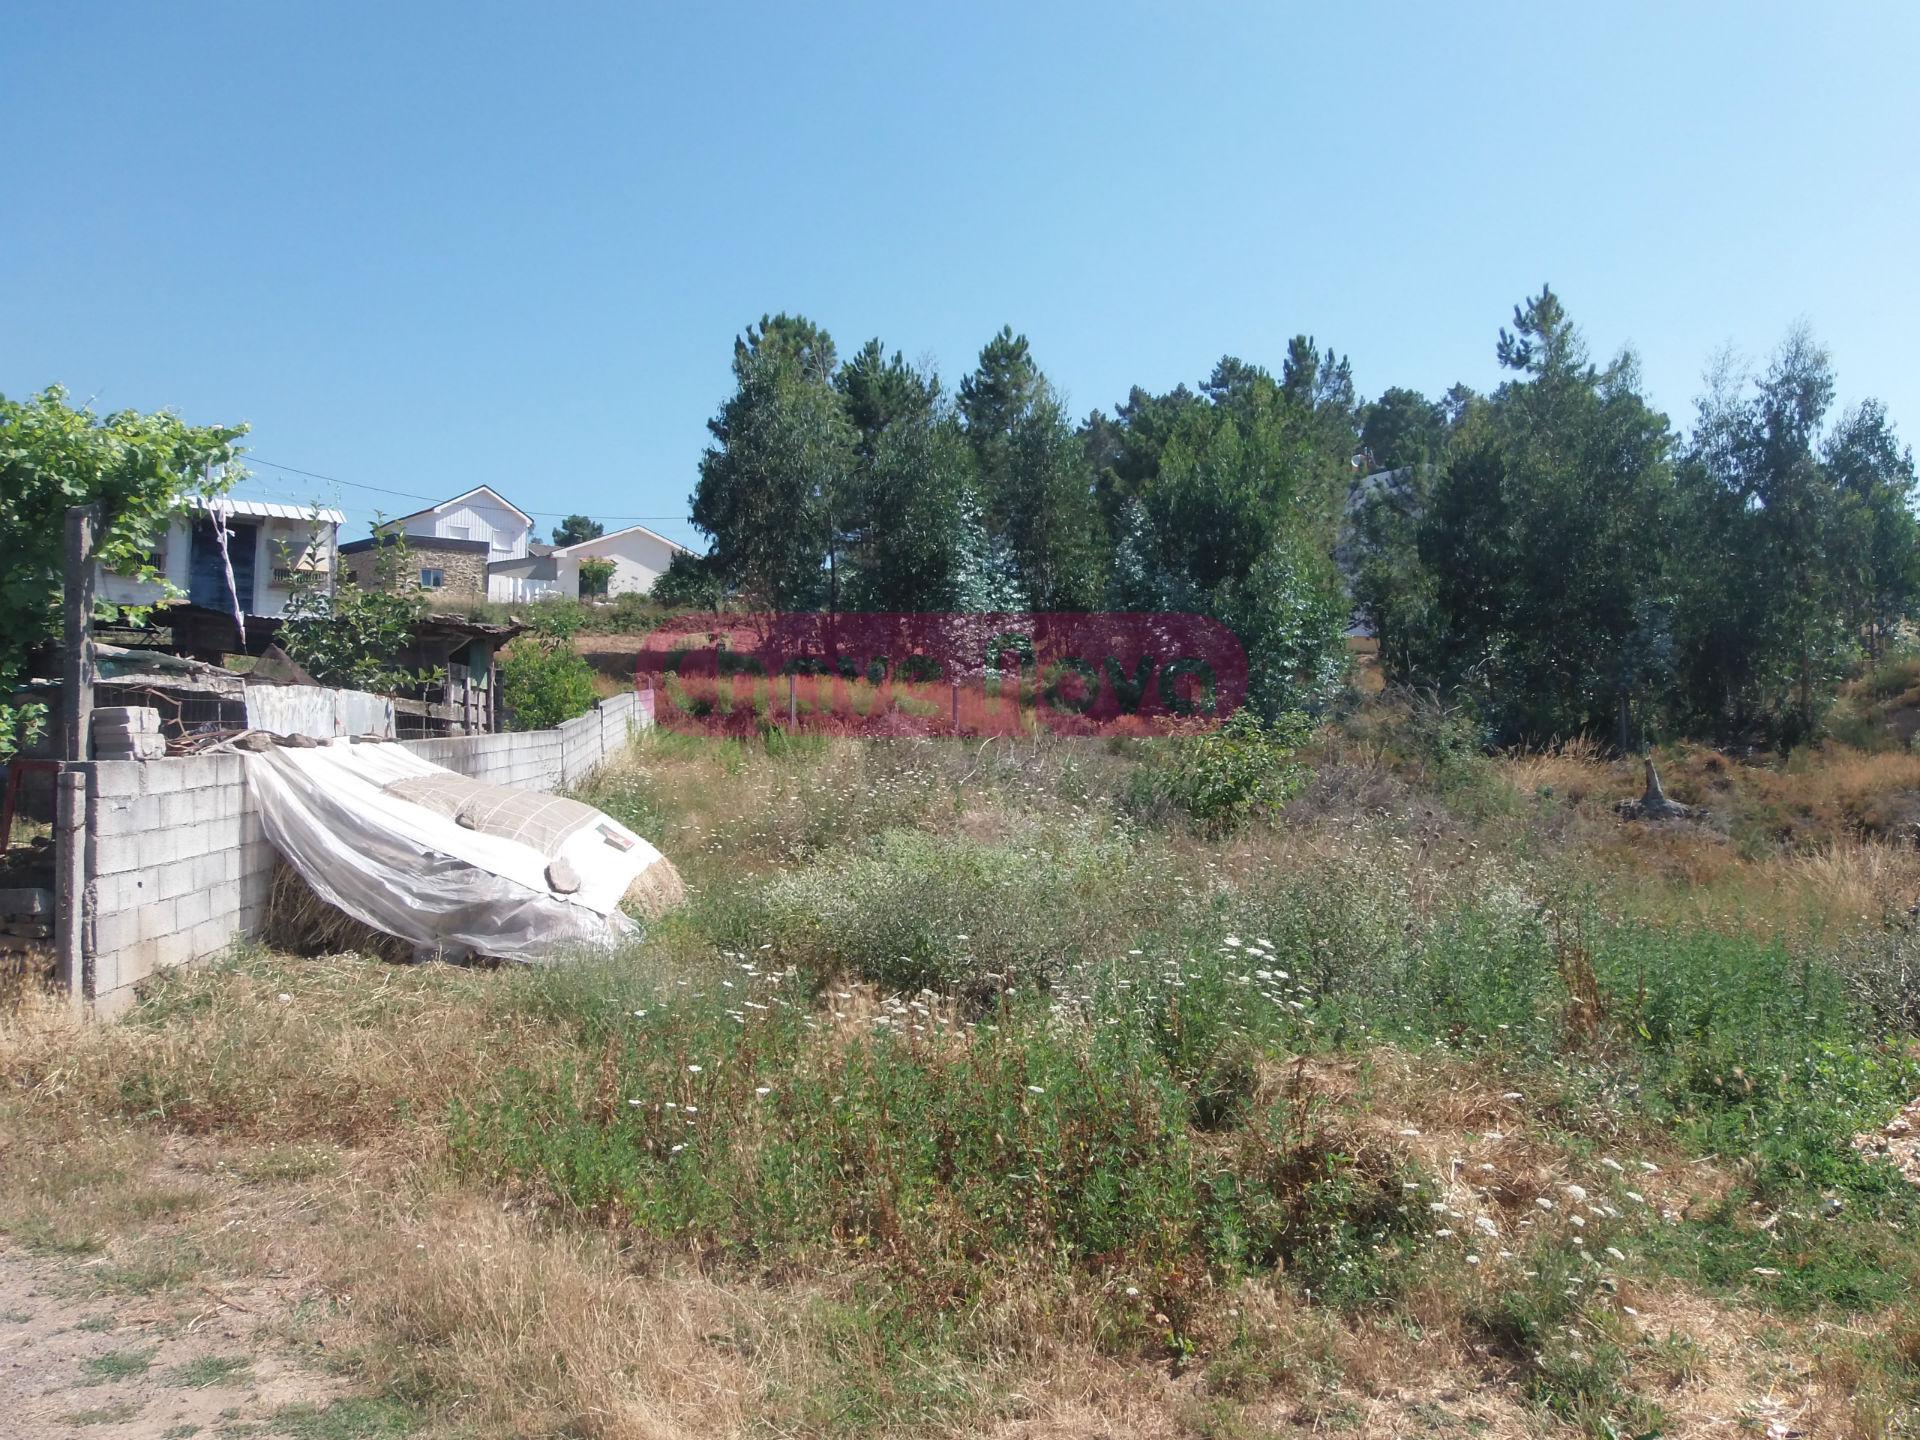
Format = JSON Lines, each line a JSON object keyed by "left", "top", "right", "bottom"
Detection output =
{"left": 453, "top": 961, "right": 1428, "bottom": 1315}
{"left": 499, "top": 636, "right": 595, "bottom": 731}
{"left": 743, "top": 818, "right": 1174, "bottom": 996}
{"left": 1127, "top": 709, "right": 1312, "bottom": 834}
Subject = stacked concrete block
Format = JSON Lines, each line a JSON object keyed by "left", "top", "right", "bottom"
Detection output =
{"left": 93, "top": 706, "right": 166, "bottom": 761}
{"left": 85, "top": 751, "right": 271, "bottom": 1013}
{"left": 1, "top": 886, "right": 52, "bottom": 941}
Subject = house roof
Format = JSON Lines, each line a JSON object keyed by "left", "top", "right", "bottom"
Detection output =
{"left": 550, "top": 522, "right": 694, "bottom": 559}
{"left": 190, "top": 495, "right": 345, "bottom": 525}
{"left": 381, "top": 485, "right": 534, "bottom": 530}
{"left": 338, "top": 534, "right": 490, "bottom": 556}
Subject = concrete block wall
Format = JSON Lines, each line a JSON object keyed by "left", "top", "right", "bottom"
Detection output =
{"left": 79, "top": 690, "right": 648, "bottom": 1015}
{"left": 84, "top": 752, "right": 275, "bottom": 1012}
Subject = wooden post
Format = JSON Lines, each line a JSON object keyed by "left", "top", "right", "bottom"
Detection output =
{"left": 62, "top": 506, "right": 96, "bottom": 762}
{"left": 788, "top": 670, "right": 798, "bottom": 729}
{"left": 951, "top": 680, "right": 960, "bottom": 733}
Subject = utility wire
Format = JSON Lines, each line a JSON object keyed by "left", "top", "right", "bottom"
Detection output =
{"left": 245, "top": 454, "right": 693, "bottom": 524}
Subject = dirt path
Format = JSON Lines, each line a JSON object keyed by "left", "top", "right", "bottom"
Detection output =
{"left": 0, "top": 1242, "right": 357, "bottom": 1439}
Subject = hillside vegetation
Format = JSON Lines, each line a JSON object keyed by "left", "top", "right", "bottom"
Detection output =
{"left": 7, "top": 687, "right": 1920, "bottom": 1438}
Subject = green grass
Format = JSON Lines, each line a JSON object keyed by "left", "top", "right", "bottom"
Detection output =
{"left": 81, "top": 1345, "right": 157, "bottom": 1383}
{"left": 167, "top": 1354, "right": 256, "bottom": 1388}
{"left": 62, "top": 1401, "right": 145, "bottom": 1425}
{"left": 270, "top": 1397, "right": 417, "bottom": 1440}
{"left": 236, "top": 1146, "right": 338, "bottom": 1184}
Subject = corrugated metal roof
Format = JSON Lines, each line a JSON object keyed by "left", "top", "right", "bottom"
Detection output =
{"left": 188, "top": 495, "right": 346, "bottom": 524}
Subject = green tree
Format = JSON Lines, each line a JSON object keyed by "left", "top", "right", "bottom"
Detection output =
{"left": 691, "top": 317, "right": 858, "bottom": 613}
{"left": 835, "top": 338, "right": 937, "bottom": 453}
{"left": 1359, "top": 386, "right": 1450, "bottom": 472}
{"left": 1405, "top": 288, "right": 1679, "bottom": 744}
{"left": 1825, "top": 399, "right": 1919, "bottom": 663}
{"left": 499, "top": 623, "right": 596, "bottom": 730}
{"left": 959, "top": 329, "right": 1105, "bottom": 609}
{"left": 845, "top": 409, "right": 987, "bottom": 613}
{"left": 1672, "top": 332, "right": 1860, "bottom": 742}
{"left": 1113, "top": 364, "right": 1349, "bottom": 716}
{"left": 0, "top": 385, "right": 244, "bottom": 754}
{"left": 650, "top": 551, "right": 728, "bottom": 609}
{"left": 552, "top": 514, "right": 604, "bottom": 546}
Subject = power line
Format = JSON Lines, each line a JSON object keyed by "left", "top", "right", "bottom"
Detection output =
{"left": 245, "top": 455, "right": 693, "bottom": 524}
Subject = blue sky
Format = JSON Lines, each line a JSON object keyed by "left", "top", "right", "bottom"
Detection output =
{"left": 5, "top": 2, "right": 1916, "bottom": 545}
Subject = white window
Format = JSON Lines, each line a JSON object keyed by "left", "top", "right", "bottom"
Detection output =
{"left": 448, "top": 524, "right": 471, "bottom": 541}
{"left": 420, "top": 567, "right": 445, "bottom": 589}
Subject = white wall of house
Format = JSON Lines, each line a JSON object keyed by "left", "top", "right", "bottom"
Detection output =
{"left": 487, "top": 559, "right": 559, "bottom": 604}
{"left": 553, "top": 525, "right": 689, "bottom": 598}
{"left": 396, "top": 487, "right": 533, "bottom": 563}
{"left": 98, "top": 505, "right": 340, "bottom": 620}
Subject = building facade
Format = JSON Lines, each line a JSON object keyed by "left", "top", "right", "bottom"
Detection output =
{"left": 98, "top": 496, "right": 344, "bottom": 621}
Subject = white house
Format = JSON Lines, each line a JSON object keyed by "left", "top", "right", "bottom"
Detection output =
{"left": 379, "top": 485, "right": 536, "bottom": 600}
{"left": 98, "top": 496, "right": 344, "bottom": 621}
{"left": 489, "top": 523, "right": 692, "bottom": 603}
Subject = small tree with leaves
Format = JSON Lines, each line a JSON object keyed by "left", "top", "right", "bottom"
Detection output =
{"left": 577, "top": 556, "right": 616, "bottom": 600}
{"left": 1, "top": 385, "right": 245, "bottom": 754}
{"left": 498, "top": 606, "right": 595, "bottom": 729}
{"left": 277, "top": 524, "right": 440, "bottom": 694}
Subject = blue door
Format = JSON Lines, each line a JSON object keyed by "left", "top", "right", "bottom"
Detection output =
{"left": 188, "top": 519, "right": 258, "bottom": 611}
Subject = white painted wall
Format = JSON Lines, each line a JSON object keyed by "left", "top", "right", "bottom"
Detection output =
{"left": 400, "top": 490, "right": 532, "bottom": 561}
{"left": 488, "top": 569, "right": 560, "bottom": 603}
{"left": 554, "top": 527, "right": 687, "bottom": 598}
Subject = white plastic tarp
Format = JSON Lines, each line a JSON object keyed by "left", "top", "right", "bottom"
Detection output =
{"left": 241, "top": 739, "right": 661, "bottom": 961}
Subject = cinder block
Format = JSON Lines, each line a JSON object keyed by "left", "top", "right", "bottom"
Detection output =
{"left": 91, "top": 761, "right": 149, "bottom": 799}
{"left": 89, "top": 795, "right": 141, "bottom": 837}
{"left": 187, "top": 852, "right": 222, "bottom": 891}
{"left": 94, "top": 870, "right": 149, "bottom": 914}
{"left": 155, "top": 792, "right": 197, "bottom": 830}
{"left": 92, "top": 908, "right": 138, "bottom": 956}
{"left": 172, "top": 881, "right": 213, "bottom": 928}
{"left": 136, "top": 899, "right": 179, "bottom": 944}
{"left": 139, "top": 761, "right": 191, "bottom": 794}
{"left": 152, "top": 930, "right": 194, "bottom": 970}
{"left": 164, "top": 858, "right": 203, "bottom": 899}
{"left": 149, "top": 856, "right": 191, "bottom": 902}
{"left": 91, "top": 984, "right": 138, "bottom": 1020}
{"left": 190, "top": 918, "right": 237, "bottom": 957}
{"left": 92, "top": 834, "right": 143, "bottom": 878}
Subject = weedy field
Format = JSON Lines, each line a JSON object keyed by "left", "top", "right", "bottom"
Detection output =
{"left": 6, "top": 697, "right": 1920, "bottom": 1439}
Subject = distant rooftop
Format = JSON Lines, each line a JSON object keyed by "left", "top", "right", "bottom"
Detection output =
{"left": 190, "top": 495, "right": 346, "bottom": 525}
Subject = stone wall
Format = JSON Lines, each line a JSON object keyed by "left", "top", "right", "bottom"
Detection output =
{"left": 73, "top": 690, "right": 648, "bottom": 1015}
{"left": 340, "top": 539, "right": 490, "bottom": 601}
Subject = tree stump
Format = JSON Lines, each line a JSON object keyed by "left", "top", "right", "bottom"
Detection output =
{"left": 1616, "top": 759, "right": 1697, "bottom": 822}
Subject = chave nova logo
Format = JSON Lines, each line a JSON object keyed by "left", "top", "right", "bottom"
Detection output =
{"left": 635, "top": 613, "right": 1249, "bottom": 737}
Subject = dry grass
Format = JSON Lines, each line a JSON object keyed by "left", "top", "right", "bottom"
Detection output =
{"left": 340, "top": 1193, "right": 772, "bottom": 1440}
{"left": 0, "top": 949, "right": 569, "bottom": 1146}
